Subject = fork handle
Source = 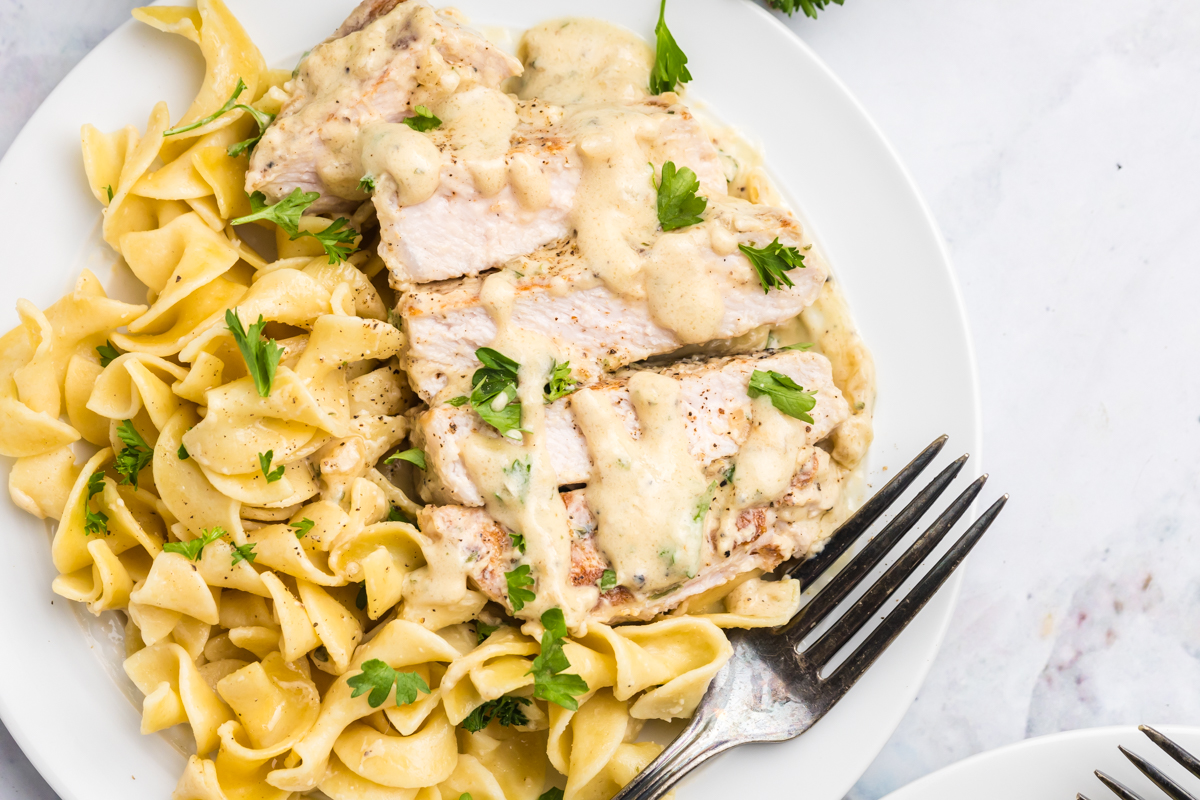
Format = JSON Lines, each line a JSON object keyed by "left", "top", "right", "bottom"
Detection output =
{"left": 612, "top": 712, "right": 735, "bottom": 800}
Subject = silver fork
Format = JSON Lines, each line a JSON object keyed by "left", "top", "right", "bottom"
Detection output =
{"left": 614, "top": 435, "right": 1008, "bottom": 800}
{"left": 1081, "top": 726, "right": 1200, "bottom": 800}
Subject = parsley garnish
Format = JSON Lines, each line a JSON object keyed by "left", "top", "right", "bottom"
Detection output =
{"left": 177, "top": 442, "right": 189, "bottom": 460}
{"left": 162, "top": 78, "right": 276, "bottom": 156}
{"left": 384, "top": 449, "right": 426, "bottom": 470}
{"left": 460, "top": 696, "right": 531, "bottom": 732}
{"left": 104, "top": 185, "right": 114, "bottom": 203}
{"left": 114, "top": 420, "right": 153, "bottom": 488}
{"left": 226, "top": 310, "right": 282, "bottom": 398}
{"left": 386, "top": 505, "right": 416, "bottom": 525}
{"left": 347, "top": 659, "right": 430, "bottom": 708}
{"left": 404, "top": 105, "right": 442, "bottom": 132}
{"left": 505, "top": 564, "right": 536, "bottom": 611}
{"left": 447, "top": 396, "right": 470, "bottom": 407}
{"left": 694, "top": 480, "right": 718, "bottom": 522}
{"left": 258, "top": 450, "right": 285, "bottom": 483}
{"left": 526, "top": 608, "right": 589, "bottom": 710}
{"left": 650, "top": 0, "right": 692, "bottom": 95}
{"left": 599, "top": 569, "right": 617, "bottom": 591}
{"left": 779, "top": 342, "right": 814, "bottom": 351}
{"left": 231, "top": 542, "right": 257, "bottom": 566}
{"left": 230, "top": 188, "right": 358, "bottom": 263}
{"left": 656, "top": 161, "right": 707, "bottom": 231}
{"left": 510, "top": 532, "right": 527, "bottom": 554}
{"left": 453, "top": 348, "right": 528, "bottom": 440}
{"left": 543, "top": 361, "right": 578, "bottom": 403}
{"left": 96, "top": 341, "right": 120, "bottom": 367}
{"left": 475, "top": 622, "right": 499, "bottom": 644}
{"left": 162, "top": 527, "right": 225, "bottom": 561}
{"left": 358, "top": 175, "right": 376, "bottom": 193}
{"left": 356, "top": 583, "right": 368, "bottom": 610}
{"left": 502, "top": 458, "right": 532, "bottom": 502}
{"left": 84, "top": 472, "right": 108, "bottom": 536}
{"left": 739, "top": 238, "right": 806, "bottom": 293}
{"left": 291, "top": 518, "right": 315, "bottom": 539}
{"left": 748, "top": 370, "right": 817, "bottom": 423}
{"left": 539, "top": 790, "right": 565, "bottom": 800}
{"left": 767, "top": 0, "right": 845, "bottom": 19}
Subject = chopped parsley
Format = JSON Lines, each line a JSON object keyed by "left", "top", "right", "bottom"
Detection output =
{"left": 114, "top": 420, "right": 153, "bottom": 489}
{"left": 104, "top": 185, "right": 114, "bottom": 203}
{"left": 162, "top": 527, "right": 225, "bottom": 561}
{"left": 779, "top": 342, "right": 814, "bottom": 351}
{"left": 84, "top": 471, "right": 108, "bottom": 536}
{"left": 96, "top": 341, "right": 121, "bottom": 367}
{"left": 543, "top": 360, "right": 578, "bottom": 403}
{"left": 747, "top": 369, "right": 817, "bottom": 423}
{"left": 231, "top": 542, "right": 257, "bottom": 566}
{"left": 356, "top": 583, "right": 368, "bottom": 610}
{"left": 177, "top": 442, "right": 189, "bottom": 460}
{"left": 739, "top": 238, "right": 806, "bottom": 293}
{"left": 526, "top": 608, "right": 589, "bottom": 710}
{"left": 290, "top": 518, "right": 315, "bottom": 539}
{"left": 226, "top": 309, "right": 282, "bottom": 398}
{"left": 258, "top": 450, "right": 285, "bottom": 483}
{"left": 347, "top": 659, "right": 430, "bottom": 708}
{"left": 650, "top": 0, "right": 692, "bottom": 95}
{"left": 505, "top": 564, "right": 536, "bottom": 611}
{"left": 599, "top": 569, "right": 617, "bottom": 591}
{"left": 539, "top": 790, "right": 565, "bottom": 800}
{"left": 502, "top": 457, "right": 532, "bottom": 502}
{"left": 767, "top": 0, "right": 845, "bottom": 19}
{"left": 384, "top": 448, "right": 427, "bottom": 470}
{"left": 451, "top": 347, "right": 527, "bottom": 440}
{"left": 230, "top": 188, "right": 358, "bottom": 263}
{"left": 475, "top": 621, "right": 499, "bottom": 644}
{"left": 510, "top": 532, "right": 527, "bottom": 554}
{"left": 386, "top": 505, "right": 416, "bottom": 525}
{"left": 404, "top": 105, "right": 442, "bottom": 132}
{"left": 694, "top": 480, "right": 718, "bottom": 522}
{"left": 461, "top": 696, "right": 531, "bottom": 732}
{"left": 656, "top": 161, "right": 707, "bottom": 231}
{"left": 358, "top": 175, "right": 376, "bottom": 193}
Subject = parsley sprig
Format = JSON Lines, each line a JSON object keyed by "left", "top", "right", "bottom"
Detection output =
{"left": 404, "top": 105, "right": 442, "bottom": 132}
{"left": 461, "top": 696, "right": 531, "bottom": 733}
{"left": 526, "top": 608, "right": 589, "bottom": 710}
{"left": 543, "top": 361, "right": 578, "bottom": 403}
{"left": 96, "top": 341, "right": 120, "bottom": 367}
{"left": 767, "top": 0, "right": 845, "bottom": 19}
{"left": 114, "top": 420, "right": 153, "bottom": 489}
{"left": 291, "top": 518, "right": 315, "bottom": 539}
{"left": 510, "top": 532, "right": 527, "bottom": 554}
{"left": 231, "top": 188, "right": 358, "bottom": 263}
{"left": 226, "top": 310, "right": 283, "bottom": 398}
{"left": 161, "top": 78, "right": 276, "bottom": 157}
{"left": 748, "top": 370, "right": 817, "bottom": 423}
{"left": 84, "top": 471, "right": 108, "bottom": 536}
{"left": 347, "top": 659, "right": 431, "bottom": 708}
{"left": 650, "top": 0, "right": 692, "bottom": 95}
{"left": 258, "top": 450, "right": 285, "bottom": 483}
{"left": 450, "top": 348, "right": 528, "bottom": 441}
{"left": 505, "top": 564, "right": 536, "bottom": 611}
{"left": 384, "top": 449, "right": 427, "bottom": 470}
{"left": 739, "top": 238, "right": 806, "bottom": 293}
{"left": 599, "top": 569, "right": 617, "bottom": 591}
{"left": 163, "top": 527, "right": 225, "bottom": 561}
{"left": 475, "top": 622, "right": 499, "bottom": 645}
{"left": 231, "top": 542, "right": 257, "bottom": 566}
{"left": 656, "top": 161, "right": 707, "bottom": 231}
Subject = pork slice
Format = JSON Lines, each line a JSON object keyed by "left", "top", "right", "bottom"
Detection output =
{"left": 400, "top": 201, "right": 828, "bottom": 401}
{"left": 414, "top": 350, "right": 849, "bottom": 507}
{"left": 377, "top": 99, "right": 726, "bottom": 285}
{"left": 246, "top": 0, "right": 522, "bottom": 213}
{"left": 417, "top": 447, "right": 844, "bottom": 625}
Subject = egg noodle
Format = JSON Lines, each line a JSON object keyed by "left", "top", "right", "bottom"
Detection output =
{"left": 0, "top": 2, "right": 877, "bottom": 799}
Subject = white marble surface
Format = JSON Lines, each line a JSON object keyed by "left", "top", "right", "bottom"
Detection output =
{"left": 3, "top": 1, "right": 1200, "bottom": 799}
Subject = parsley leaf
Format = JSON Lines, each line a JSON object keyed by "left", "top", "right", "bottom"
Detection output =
{"left": 226, "top": 108, "right": 275, "bottom": 158}
{"left": 231, "top": 542, "right": 257, "bottom": 566}
{"left": 177, "top": 442, "right": 189, "bottom": 460}
{"left": 650, "top": 0, "right": 692, "bottom": 95}
{"left": 347, "top": 659, "right": 431, "bottom": 708}
{"left": 104, "top": 185, "right": 114, "bottom": 203}
{"left": 475, "top": 622, "right": 499, "bottom": 644}
{"left": 258, "top": 450, "right": 285, "bottom": 483}
{"left": 767, "top": 0, "right": 845, "bottom": 19}
{"left": 386, "top": 505, "right": 416, "bottom": 525}
{"left": 599, "top": 569, "right": 617, "bottom": 591}
{"left": 539, "top": 790, "right": 565, "bottom": 800}
{"left": 307, "top": 217, "right": 359, "bottom": 263}
{"left": 404, "top": 105, "right": 442, "bottom": 132}
{"left": 164, "top": 78, "right": 248, "bottom": 136}
{"left": 526, "top": 608, "right": 589, "bottom": 710}
{"left": 163, "top": 527, "right": 225, "bottom": 561}
{"left": 510, "top": 532, "right": 527, "bottom": 554}
{"left": 502, "top": 458, "right": 532, "bottom": 502}
{"left": 291, "top": 518, "right": 315, "bottom": 539}
{"left": 161, "top": 78, "right": 276, "bottom": 155}
{"left": 739, "top": 238, "right": 806, "bottom": 293}
{"left": 358, "top": 175, "right": 376, "bottom": 193}
{"left": 656, "top": 161, "right": 707, "bottom": 231}
{"left": 505, "top": 564, "right": 536, "bottom": 611}
{"left": 747, "top": 370, "right": 817, "bottom": 423}
{"left": 467, "top": 347, "right": 527, "bottom": 440}
{"left": 356, "top": 583, "right": 368, "bottom": 610}
{"left": 779, "top": 342, "right": 814, "bottom": 351}
{"left": 385, "top": 448, "right": 427, "bottom": 470}
{"left": 543, "top": 361, "right": 578, "bottom": 403}
{"left": 84, "top": 471, "right": 108, "bottom": 536}
{"left": 226, "top": 310, "right": 283, "bottom": 398}
{"left": 96, "top": 340, "right": 121, "bottom": 366}
{"left": 230, "top": 188, "right": 358, "bottom": 264}
{"left": 86, "top": 471, "right": 105, "bottom": 501}
{"left": 460, "top": 695, "right": 531, "bottom": 733}
{"left": 694, "top": 480, "right": 718, "bottom": 522}
{"left": 447, "top": 395, "right": 470, "bottom": 407}
{"left": 114, "top": 420, "right": 153, "bottom": 489}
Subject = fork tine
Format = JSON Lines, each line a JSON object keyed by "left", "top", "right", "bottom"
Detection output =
{"left": 782, "top": 453, "right": 968, "bottom": 642}
{"left": 1142, "top": 726, "right": 1200, "bottom": 781}
{"left": 825, "top": 494, "right": 1006, "bottom": 691}
{"left": 786, "top": 435, "right": 948, "bottom": 588}
{"left": 804, "top": 474, "right": 988, "bottom": 666}
{"left": 1096, "top": 771, "right": 1149, "bottom": 800}
{"left": 1119, "top": 746, "right": 1200, "bottom": 800}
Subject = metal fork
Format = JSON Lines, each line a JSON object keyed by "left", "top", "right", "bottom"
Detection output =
{"left": 1081, "top": 726, "right": 1200, "bottom": 800}
{"left": 613, "top": 435, "right": 1008, "bottom": 800}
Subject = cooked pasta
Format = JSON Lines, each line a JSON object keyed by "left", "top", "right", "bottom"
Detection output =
{"left": 1, "top": 1, "right": 876, "bottom": 798}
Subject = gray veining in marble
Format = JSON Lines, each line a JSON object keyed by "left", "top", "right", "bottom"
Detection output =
{"left": 1, "top": 1, "right": 1199, "bottom": 799}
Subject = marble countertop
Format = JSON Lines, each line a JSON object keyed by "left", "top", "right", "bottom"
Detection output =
{"left": 3, "top": 1, "right": 1199, "bottom": 799}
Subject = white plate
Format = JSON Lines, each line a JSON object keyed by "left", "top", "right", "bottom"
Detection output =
{"left": 0, "top": 2, "right": 980, "bottom": 799}
{"left": 882, "top": 726, "right": 1200, "bottom": 800}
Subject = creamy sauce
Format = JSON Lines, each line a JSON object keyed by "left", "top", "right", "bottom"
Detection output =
{"left": 360, "top": 123, "right": 443, "bottom": 206}
{"left": 439, "top": 87, "right": 520, "bottom": 197}
{"left": 573, "top": 372, "right": 711, "bottom": 593}
{"left": 516, "top": 18, "right": 653, "bottom": 105}
{"left": 732, "top": 395, "right": 809, "bottom": 507}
